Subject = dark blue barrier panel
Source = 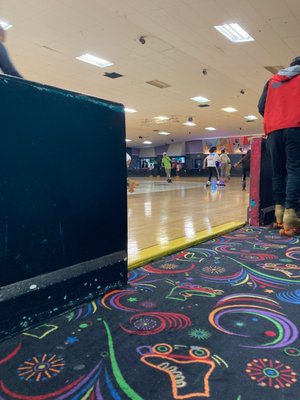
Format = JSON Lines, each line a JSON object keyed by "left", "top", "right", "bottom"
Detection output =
{"left": 0, "top": 76, "right": 127, "bottom": 340}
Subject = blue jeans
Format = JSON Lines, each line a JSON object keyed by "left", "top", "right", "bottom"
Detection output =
{"left": 267, "top": 128, "right": 300, "bottom": 209}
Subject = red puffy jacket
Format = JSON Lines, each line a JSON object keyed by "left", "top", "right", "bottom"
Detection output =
{"left": 263, "top": 70, "right": 300, "bottom": 134}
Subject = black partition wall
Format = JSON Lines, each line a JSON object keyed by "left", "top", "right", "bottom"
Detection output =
{"left": 0, "top": 76, "right": 127, "bottom": 340}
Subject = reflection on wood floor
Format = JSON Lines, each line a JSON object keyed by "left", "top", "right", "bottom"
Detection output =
{"left": 128, "top": 176, "right": 249, "bottom": 263}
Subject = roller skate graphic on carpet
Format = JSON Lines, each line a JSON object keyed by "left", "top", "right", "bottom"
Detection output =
{"left": 279, "top": 208, "right": 300, "bottom": 236}
{"left": 138, "top": 343, "right": 216, "bottom": 399}
{"left": 273, "top": 204, "right": 285, "bottom": 229}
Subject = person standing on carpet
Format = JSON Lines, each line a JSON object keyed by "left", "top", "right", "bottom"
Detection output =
{"left": 258, "top": 56, "right": 300, "bottom": 235}
{"left": 0, "top": 25, "right": 23, "bottom": 78}
{"left": 161, "top": 152, "right": 172, "bottom": 183}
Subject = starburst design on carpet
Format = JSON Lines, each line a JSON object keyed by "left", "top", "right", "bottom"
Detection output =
{"left": 127, "top": 297, "right": 138, "bottom": 303}
{"left": 133, "top": 317, "right": 158, "bottom": 331}
{"left": 246, "top": 358, "right": 297, "bottom": 389}
{"left": 201, "top": 266, "right": 225, "bottom": 274}
{"left": 188, "top": 328, "right": 211, "bottom": 340}
{"left": 17, "top": 354, "right": 65, "bottom": 382}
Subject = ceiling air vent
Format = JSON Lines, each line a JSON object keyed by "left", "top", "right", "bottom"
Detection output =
{"left": 146, "top": 80, "right": 171, "bottom": 89}
{"left": 197, "top": 104, "right": 210, "bottom": 108}
{"left": 104, "top": 72, "right": 123, "bottom": 79}
{"left": 264, "top": 66, "right": 284, "bottom": 74}
{"left": 41, "top": 45, "right": 60, "bottom": 53}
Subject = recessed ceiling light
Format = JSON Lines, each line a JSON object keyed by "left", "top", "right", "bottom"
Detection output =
{"left": 0, "top": 20, "right": 12, "bottom": 30}
{"left": 191, "top": 96, "right": 210, "bottom": 103}
{"left": 205, "top": 127, "right": 216, "bottom": 131}
{"left": 143, "top": 141, "right": 152, "bottom": 144}
{"left": 154, "top": 116, "right": 169, "bottom": 120}
{"left": 214, "top": 23, "right": 254, "bottom": 43}
{"left": 76, "top": 53, "right": 113, "bottom": 68}
{"left": 125, "top": 139, "right": 132, "bottom": 142}
{"left": 125, "top": 108, "right": 137, "bottom": 113}
{"left": 158, "top": 131, "right": 171, "bottom": 135}
{"left": 183, "top": 121, "right": 196, "bottom": 126}
{"left": 222, "top": 107, "right": 238, "bottom": 112}
{"left": 244, "top": 115, "right": 258, "bottom": 121}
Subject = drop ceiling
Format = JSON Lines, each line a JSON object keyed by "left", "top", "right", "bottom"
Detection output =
{"left": 2, "top": 0, "right": 300, "bottom": 147}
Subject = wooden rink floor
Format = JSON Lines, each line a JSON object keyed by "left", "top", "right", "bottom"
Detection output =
{"left": 127, "top": 176, "right": 249, "bottom": 265}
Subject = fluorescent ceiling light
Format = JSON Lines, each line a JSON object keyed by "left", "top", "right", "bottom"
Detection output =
{"left": 244, "top": 115, "right": 257, "bottom": 120}
{"left": 143, "top": 141, "right": 152, "bottom": 144}
{"left": 205, "top": 127, "right": 216, "bottom": 131}
{"left": 125, "top": 108, "right": 137, "bottom": 113}
{"left": 158, "top": 131, "right": 171, "bottom": 135}
{"left": 214, "top": 23, "right": 254, "bottom": 43}
{"left": 0, "top": 20, "right": 12, "bottom": 30}
{"left": 154, "top": 116, "right": 169, "bottom": 120}
{"left": 125, "top": 139, "right": 132, "bottom": 142}
{"left": 191, "top": 96, "right": 210, "bottom": 103}
{"left": 76, "top": 53, "right": 113, "bottom": 68}
{"left": 222, "top": 107, "right": 237, "bottom": 112}
{"left": 183, "top": 121, "right": 196, "bottom": 126}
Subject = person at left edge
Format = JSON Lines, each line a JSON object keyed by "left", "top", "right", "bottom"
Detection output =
{"left": 0, "top": 25, "right": 23, "bottom": 78}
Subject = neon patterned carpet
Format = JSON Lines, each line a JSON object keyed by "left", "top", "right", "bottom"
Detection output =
{"left": 0, "top": 226, "right": 300, "bottom": 399}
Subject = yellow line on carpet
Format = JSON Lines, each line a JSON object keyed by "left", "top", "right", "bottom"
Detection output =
{"left": 128, "top": 220, "right": 245, "bottom": 270}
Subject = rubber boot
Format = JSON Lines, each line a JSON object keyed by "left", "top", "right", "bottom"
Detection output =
{"left": 280, "top": 208, "right": 300, "bottom": 236}
{"left": 273, "top": 204, "right": 285, "bottom": 228}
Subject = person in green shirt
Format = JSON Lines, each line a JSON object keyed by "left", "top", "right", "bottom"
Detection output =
{"left": 161, "top": 152, "right": 172, "bottom": 183}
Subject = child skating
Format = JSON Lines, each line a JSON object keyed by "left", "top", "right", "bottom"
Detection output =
{"left": 203, "top": 147, "right": 220, "bottom": 187}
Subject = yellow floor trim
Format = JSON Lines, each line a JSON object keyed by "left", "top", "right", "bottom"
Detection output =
{"left": 128, "top": 220, "right": 246, "bottom": 270}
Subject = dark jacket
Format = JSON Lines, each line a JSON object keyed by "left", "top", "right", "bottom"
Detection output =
{"left": 258, "top": 65, "right": 300, "bottom": 134}
{"left": 0, "top": 42, "right": 22, "bottom": 78}
{"left": 241, "top": 150, "right": 251, "bottom": 170}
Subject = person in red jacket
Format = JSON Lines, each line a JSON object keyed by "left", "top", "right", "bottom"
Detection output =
{"left": 258, "top": 56, "right": 300, "bottom": 236}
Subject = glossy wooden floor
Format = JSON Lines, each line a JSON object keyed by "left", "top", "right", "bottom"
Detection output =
{"left": 128, "top": 176, "right": 249, "bottom": 264}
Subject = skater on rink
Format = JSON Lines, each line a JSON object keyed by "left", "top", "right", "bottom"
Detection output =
{"left": 161, "top": 152, "right": 172, "bottom": 183}
{"left": 203, "top": 147, "right": 220, "bottom": 187}
{"left": 234, "top": 149, "right": 251, "bottom": 191}
{"left": 219, "top": 149, "right": 231, "bottom": 182}
{"left": 126, "top": 153, "right": 138, "bottom": 193}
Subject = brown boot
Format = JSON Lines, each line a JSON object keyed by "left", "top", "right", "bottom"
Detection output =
{"left": 273, "top": 204, "right": 285, "bottom": 228}
{"left": 128, "top": 179, "right": 139, "bottom": 193}
{"left": 280, "top": 208, "right": 300, "bottom": 236}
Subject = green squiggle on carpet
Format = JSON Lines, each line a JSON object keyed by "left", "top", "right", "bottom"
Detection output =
{"left": 103, "top": 319, "right": 143, "bottom": 400}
